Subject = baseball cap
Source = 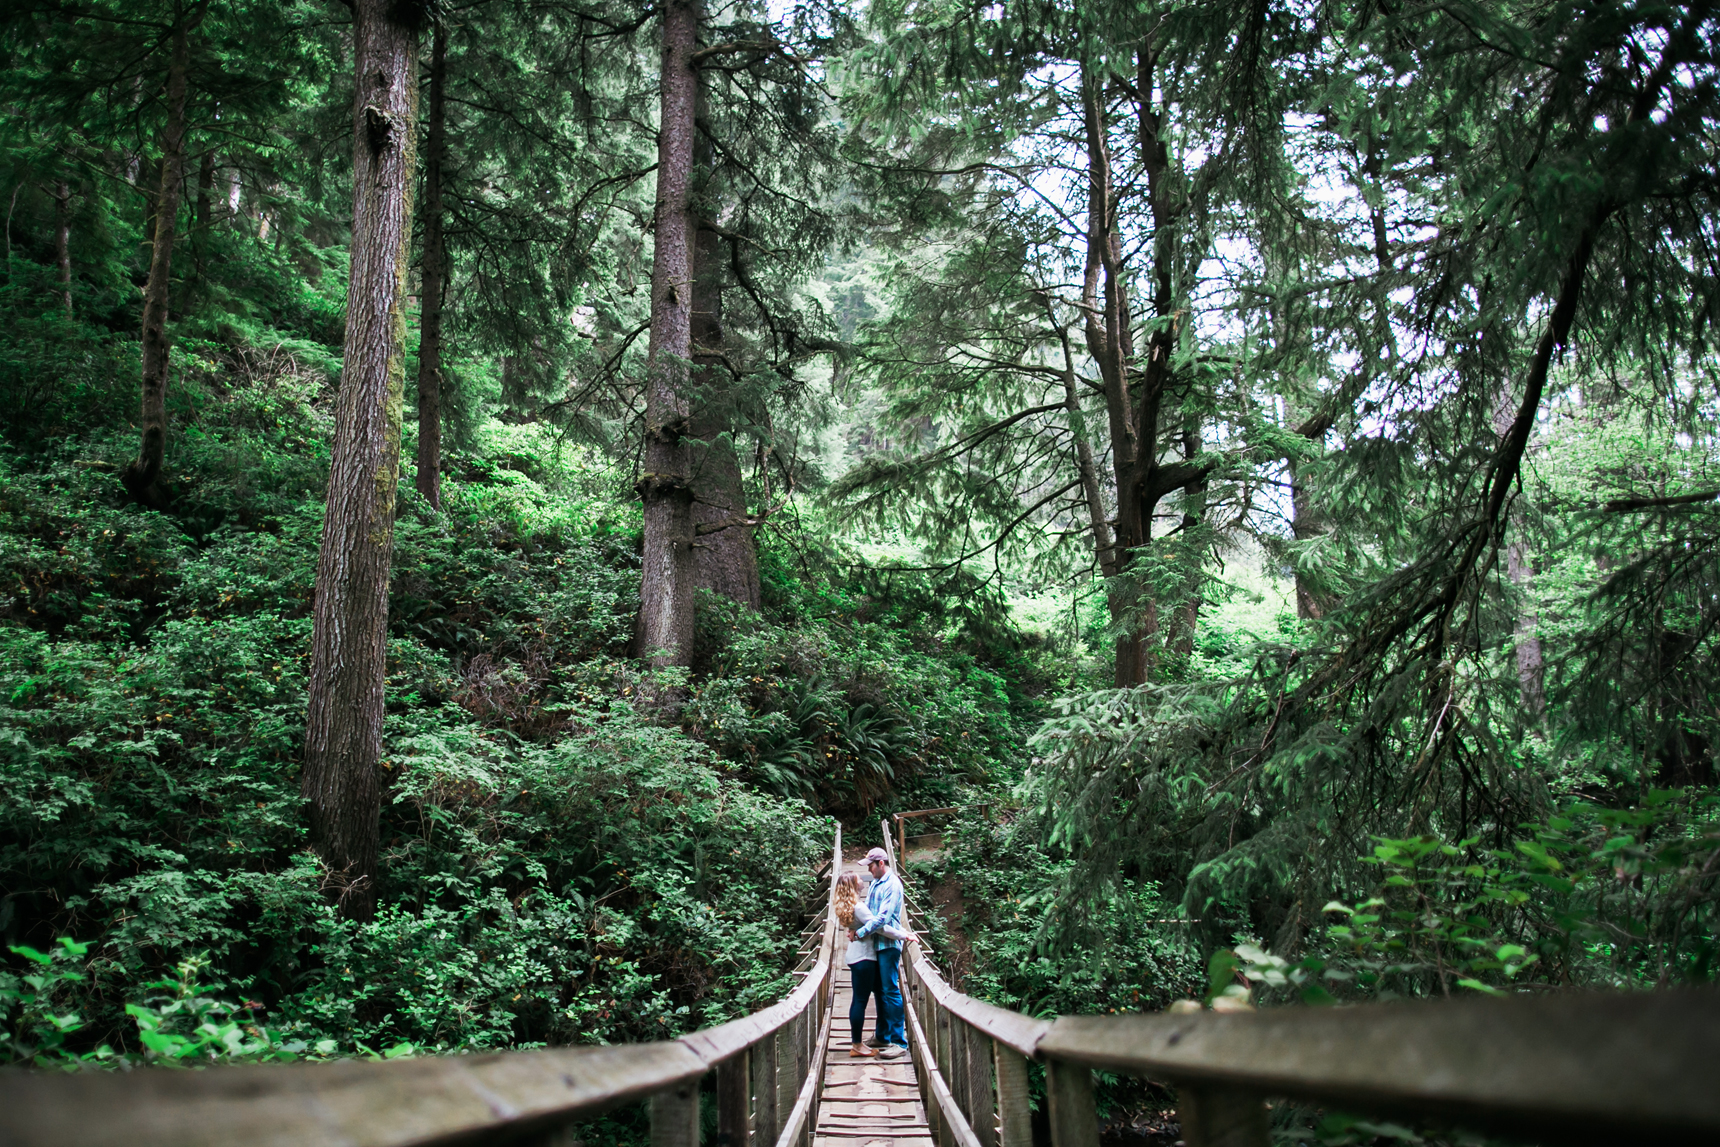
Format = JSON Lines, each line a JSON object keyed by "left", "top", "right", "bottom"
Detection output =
{"left": 864, "top": 847, "right": 890, "bottom": 864}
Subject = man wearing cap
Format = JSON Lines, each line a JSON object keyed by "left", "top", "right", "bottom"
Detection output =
{"left": 853, "top": 847, "right": 908, "bottom": 1057}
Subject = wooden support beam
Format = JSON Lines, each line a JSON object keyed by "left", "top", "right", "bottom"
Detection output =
{"left": 1045, "top": 1059, "right": 1099, "bottom": 1147}
{"left": 1176, "top": 1085, "right": 1268, "bottom": 1147}
{"left": 652, "top": 1081, "right": 702, "bottom": 1147}
{"left": 994, "top": 1044, "right": 1032, "bottom": 1147}
{"left": 717, "top": 1048, "right": 750, "bottom": 1147}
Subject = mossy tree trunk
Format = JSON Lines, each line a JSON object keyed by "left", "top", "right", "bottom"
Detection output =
{"left": 53, "top": 179, "right": 72, "bottom": 313}
{"left": 635, "top": 0, "right": 699, "bottom": 666}
{"left": 302, "top": 0, "right": 423, "bottom": 923}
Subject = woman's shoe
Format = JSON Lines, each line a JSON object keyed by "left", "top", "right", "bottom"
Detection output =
{"left": 849, "top": 1043, "right": 876, "bottom": 1057}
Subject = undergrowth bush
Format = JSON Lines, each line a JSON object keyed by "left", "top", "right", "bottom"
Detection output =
{"left": 0, "top": 318, "right": 1052, "bottom": 1068}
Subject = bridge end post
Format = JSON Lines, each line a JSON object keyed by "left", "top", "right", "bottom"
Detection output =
{"left": 994, "top": 1043, "right": 1033, "bottom": 1147}
{"left": 1176, "top": 1085, "right": 1269, "bottom": 1147}
{"left": 718, "top": 1050, "right": 750, "bottom": 1147}
{"left": 1044, "top": 1058, "right": 1099, "bottom": 1147}
{"left": 651, "top": 1080, "right": 701, "bottom": 1147}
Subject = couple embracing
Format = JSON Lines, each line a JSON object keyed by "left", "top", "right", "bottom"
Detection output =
{"left": 833, "top": 846, "right": 918, "bottom": 1060}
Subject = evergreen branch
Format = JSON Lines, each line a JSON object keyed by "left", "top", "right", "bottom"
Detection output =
{"left": 1603, "top": 489, "right": 1720, "bottom": 513}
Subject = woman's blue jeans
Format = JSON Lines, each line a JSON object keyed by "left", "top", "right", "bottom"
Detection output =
{"left": 848, "top": 959, "right": 879, "bottom": 1044}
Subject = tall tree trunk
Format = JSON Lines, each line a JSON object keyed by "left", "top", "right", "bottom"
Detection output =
{"left": 1492, "top": 391, "right": 1545, "bottom": 718}
{"left": 1285, "top": 393, "right": 1332, "bottom": 621}
{"left": 1080, "top": 69, "right": 1150, "bottom": 687}
{"left": 635, "top": 0, "right": 699, "bottom": 666}
{"left": 121, "top": 3, "right": 204, "bottom": 509}
{"left": 416, "top": 22, "right": 447, "bottom": 510}
{"left": 190, "top": 146, "right": 214, "bottom": 292}
{"left": 302, "top": 0, "right": 422, "bottom": 923}
{"left": 689, "top": 222, "right": 762, "bottom": 611}
{"left": 1049, "top": 306, "right": 1114, "bottom": 579}
{"left": 53, "top": 179, "right": 71, "bottom": 313}
{"left": 1171, "top": 425, "right": 1207, "bottom": 657}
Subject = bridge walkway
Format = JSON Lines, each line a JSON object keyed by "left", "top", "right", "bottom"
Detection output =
{"left": 811, "top": 857, "right": 934, "bottom": 1147}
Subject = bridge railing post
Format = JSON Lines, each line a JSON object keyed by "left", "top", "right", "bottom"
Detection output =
{"left": 755, "top": 1022, "right": 780, "bottom": 1146}
{"left": 1175, "top": 1085, "right": 1269, "bottom": 1147}
{"left": 717, "top": 1050, "right": 749, "bottom": 1147}
{"left": 651, "top": 1080, "right": 701, "bottom": 1147}
{"left": 1044, "top": 1057, "right": 1099, "bottom": 1147}
{"left": 948, "top": 1014, "right": 970, "bottom": 1127}
{"left": 966, "top": 1026, "right": 998, "bottom": 1147}
{"left": 774, "top": 1017, "right": 798, "bottom": 1139}
{"left": 929, "top": 996, "right": 951, "bottom": 1147}
{"left": 994, "top": 1043, "right": 1032, "bottom": 1147}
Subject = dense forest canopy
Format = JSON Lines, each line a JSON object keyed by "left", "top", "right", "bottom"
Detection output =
{"left": 1, "top": 0, "right": 1717, "bottom": 1096}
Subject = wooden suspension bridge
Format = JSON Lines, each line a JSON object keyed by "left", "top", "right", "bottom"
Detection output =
{"left": 3, "top": 814, "right": 1718, "bottom": 1147}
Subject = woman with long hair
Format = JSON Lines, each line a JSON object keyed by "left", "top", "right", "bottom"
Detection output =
{"left": 834, "top": 872, "right": 880, "bottom": 1057}
{"left": 835, "top": 870, "right": 916, "bottom": 1056}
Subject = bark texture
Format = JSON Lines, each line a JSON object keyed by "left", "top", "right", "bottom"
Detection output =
{"left": 302, "top": 0, "right": 421, "bottom": 922}
{"left": 415, "top": 22, "right": 447, "bottom": 510}
{"left": 689, "top": 221, "right": 762, "bottom": 611}
{"left": 122, "top": 4, "right": 204, "bottom": 509}
{"left": 1049, "top": 305, "right": 1114, "bottom": 580}
{"left": 634, "top": 0, "right": 699, "bottom": 665}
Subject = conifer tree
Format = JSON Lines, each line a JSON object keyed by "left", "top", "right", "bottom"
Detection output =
{"left": 123, "top": 1, "right": 208, "bottom": 510}
{"left": 636, "top": 0, "right": 700, "bottom": 666}
{"left": 415, "top": 20, "right": 448, "bottom": 510}
{"left": 302, "top": 0, "right": 427, "bottom": 922}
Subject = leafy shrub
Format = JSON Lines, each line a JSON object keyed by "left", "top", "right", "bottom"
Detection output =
{"left": 1221, "top": 791, "right": 1720, "bottom": 1005}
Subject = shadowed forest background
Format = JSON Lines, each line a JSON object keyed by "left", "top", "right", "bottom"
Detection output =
{"left": 1, "top": 0, "right": 1717, "bottom": 1133}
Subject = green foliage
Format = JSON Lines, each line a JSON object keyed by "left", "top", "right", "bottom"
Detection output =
{"left": 1214, "top": 791, "right": 1720, "bottom": 1007}
{"left": 687, "top": 593, "right": 1026, "bottom": 813}
{"left": 0, "top": 938, "right": 105, "bottom": 1067}
{"left": 0, "top": 290, "right": 1047, "bottom": 1064}
{"left": 934, "top": 810, "right": 1203, "bottom": 1018}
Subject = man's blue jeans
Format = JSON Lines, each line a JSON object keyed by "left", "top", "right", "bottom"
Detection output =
{"left": 874, "top": 947, "right": 907, "bottom": 1046}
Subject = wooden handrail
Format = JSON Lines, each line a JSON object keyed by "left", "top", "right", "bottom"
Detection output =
{"left": 9, "top": 816, "right": 1719, "bottom": 1147}
{"left": 877, "top": 820, "right": 1720, "bottom": 1147}
{"left": 1, "top": 829, "right": 847, "bottom": 1147}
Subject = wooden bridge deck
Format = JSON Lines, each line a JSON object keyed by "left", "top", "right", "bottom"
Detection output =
{"left": 811, "top": 856, "right": 934, "bottom": 1147}
{"left": 814, "top": 972, "right": 933, "bottom": 1147}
